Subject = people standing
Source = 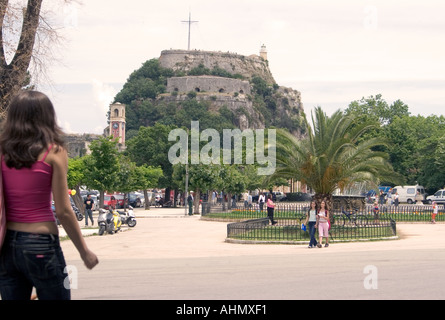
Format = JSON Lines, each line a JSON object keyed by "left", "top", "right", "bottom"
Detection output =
{"left": 373, "top": 200, "right": 380, "bottom": 224}
{"left": 266, "top": 194, "right": 277, "bottom": 225}
{"left": 316, "top": 201, "right": 330, "bottom": 248}
{"left": 243, "top": 191, "right": 249, "bottom": 208}
{"left": 304, "top": 200, "right": 318, "bottom": 248}
{"left": 415, "top": 191, "right": 423, "bottom": 205}
{"left": 394, "top": 192, "right": 399, "bottom": 207}
{"left": 84, "top": 194, "right": 94, "bottom": 226}
{"left": 379, "top": 190, "right": 385, "bottom": 205}
{"left": 0, "top": 90, "right": 98, "bottom": 300}
{"left": 258, "top": 192, "right": 265, "bottom": 211}
{"left": 187, "top": 191, "right": 194, "bottom": 216}
{"left": 211, "top": 190, "right": 217, "bottom": 205}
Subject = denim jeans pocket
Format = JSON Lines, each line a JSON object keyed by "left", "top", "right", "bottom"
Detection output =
{"left": 0, "top": 252, "right": 8, "bottom": 277}
{"left": 23, "top": 247, "right": 65, "bottom": 287}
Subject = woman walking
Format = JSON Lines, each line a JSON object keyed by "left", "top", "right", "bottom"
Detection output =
{"left": 304, "top": 200, "right": 318, "bottom": 248}
{"left": 316, "top": 201, "right": 330, "bottom": 248}
{"left": 0, "top": 91, "right": 98, "bottom": 300}
{"left": 266, "top": 194, "right": 277, "bottom": 225}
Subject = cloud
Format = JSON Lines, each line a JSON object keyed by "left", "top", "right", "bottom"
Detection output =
{"left": 42, "top": 0, "right": 445, "bottom": 134}
{"left": 91, "top": 79, "right": 117, "bottom": 114}
{"left": 58, "top": 118, "right": 74, "bottom": 134}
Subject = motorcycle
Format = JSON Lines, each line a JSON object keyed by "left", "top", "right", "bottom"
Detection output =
{"left": 118, "top": 206, "right": 137, "bottom": 227}
{"left": 72, "top": 203, "right": 84, "bottom": 221}
{"left": 98, "top": 208, "right": 122, "bottom": 235}
{"left": 155, "top": 197, "right": 163, "bottom": 207}
{"left": 52, "top": 200, "right": 82, "bottom": 224}
{"left": 69, "top": 197, "right": 84, "bottom": 221}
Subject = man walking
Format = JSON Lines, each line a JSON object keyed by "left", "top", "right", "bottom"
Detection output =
{"left": 187, "top": 191, "right": 194, "bottom": 216}
{"left": 84, "top": 194, "right": 94, "bottom": 226}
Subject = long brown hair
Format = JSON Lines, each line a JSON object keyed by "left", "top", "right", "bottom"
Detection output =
{"left": 0, "top": 90, "right": 65, "bottom": 169}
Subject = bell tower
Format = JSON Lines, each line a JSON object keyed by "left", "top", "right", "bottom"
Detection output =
{"left": 109, "top": 102, "right": 126, "bottom": 148}
{"left": 260, "top": 44, "right": 268, "bottom": 61}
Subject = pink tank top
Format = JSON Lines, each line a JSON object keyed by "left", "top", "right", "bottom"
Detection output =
{"left": 1, "top": 146, "right": 55, "bottom": 223}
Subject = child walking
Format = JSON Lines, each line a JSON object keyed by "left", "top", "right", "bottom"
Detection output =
{"left": 432, "top": 201, "right": 438, "bottom": 224}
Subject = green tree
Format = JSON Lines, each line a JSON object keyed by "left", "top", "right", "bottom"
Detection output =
{"left": 268, "top": 107, "right": 400, "bottom": 209}
{"left": 135, "top": 165, "right": 163, "bottom": 209}
{"left": 126, "top": 123, "right": 175, "bottom": 189}
{"left": 345, "top": 94, "right": 410, "bottom": 126}
{"left": 216, "top": 165, "right": 245, "bottom": 209}
{"left": 172, "top": 163, "right": 220, "bottom": 213}
{"left": 114, "top": 154, "right": 163, "bottom": 209}
{"left": 386, "top": 114, "right": 445, "bottom": 192}
{"left": 67, "top": 156, "right": 88, "bottom": 210}
{"left": 83, "top": 136, "right": 120, "bottom": 208}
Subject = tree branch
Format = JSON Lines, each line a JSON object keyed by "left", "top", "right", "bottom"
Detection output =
{"left": 10, "top": 0, "right": 43, "bottom": 71}
{"left": 0, "top": 0, "right": 9, "bottom": 67}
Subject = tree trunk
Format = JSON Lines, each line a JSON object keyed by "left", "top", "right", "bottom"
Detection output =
{"left": 0, "top": 0, "right": 43, "bottom": 115}
{"left": 143, "top": 189, "right": 150, "bottom": 210}
{"left": 72, "top": 185, "right": 84, "bottom": 213}
{"left": 193, "top": 189, "right": 200, "bottom": 214}
{"left": 99, "top": 190, "right": 105, "bottom": 209}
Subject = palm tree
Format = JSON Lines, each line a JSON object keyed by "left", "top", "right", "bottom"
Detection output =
{"left": 269, "top": 107, "right": 400, "bottom": 210}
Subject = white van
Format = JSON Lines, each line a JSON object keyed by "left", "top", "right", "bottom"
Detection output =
{"left": 426, "top": 189, "right": 445, "bottom": 204}
{"left": 391, "top": 185, "right": 426, "bottom": 204}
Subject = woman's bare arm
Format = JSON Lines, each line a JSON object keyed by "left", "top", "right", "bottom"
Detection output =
{"left": 48, "top": 147, "right": 98, "bottom": 270}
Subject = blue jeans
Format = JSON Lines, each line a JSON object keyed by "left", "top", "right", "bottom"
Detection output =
{"left": 85, "top": 208, "right": 93, "bottom": 226}
{"left": 0, "top": 230, "right": 70, "bottom": 300}
{"left": 308, "top": 221, "right": 318, "bottom": 247}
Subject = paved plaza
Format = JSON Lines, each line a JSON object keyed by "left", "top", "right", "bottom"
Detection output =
{"left": 59, "top": 207, "right": 445, "bottom": 301}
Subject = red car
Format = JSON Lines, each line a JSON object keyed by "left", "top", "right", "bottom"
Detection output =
{"left": 113, "top": 194, "right": 127, "bottom": 208}
{"left": 103, "top": 194, "right": 117, "bottom": 210}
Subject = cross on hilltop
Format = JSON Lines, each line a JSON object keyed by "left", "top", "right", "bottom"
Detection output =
{"left": 181, "top": 12, "right": 199, "bottom": 50}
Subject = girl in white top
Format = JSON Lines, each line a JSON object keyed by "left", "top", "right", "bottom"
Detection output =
{"left": 258, "top": 193, "right": 266, "bottom": 211}
{"left": 304, "top": 200, "right": 318, "bottom": 248}
{"left": 316, "top": 201, "right": 330, "bottom": 248}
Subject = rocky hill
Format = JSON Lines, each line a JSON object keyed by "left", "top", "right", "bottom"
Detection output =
{"left": 114, "top": 49, "right": 306, "bottom": 138}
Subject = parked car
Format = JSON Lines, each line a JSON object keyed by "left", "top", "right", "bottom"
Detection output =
{"left": 129, "top": 192, "right": 142, "bottom": 208}
{"left": 426, "top": 189, "right": 445, "bottom": 204}
{"left": 113, "top": 194, "right": 126, "bottom": 208}
{"left": 102, "top": 194, "right": 117, "bottom": 209}
{"left": 273, "top": 191, "right": 285, "bottom": 201}
{"left": 280, "top": 192, "right": 313, "bottom": 202}
{"left": 252, "top": 192, "right": 286, "bottom": 202}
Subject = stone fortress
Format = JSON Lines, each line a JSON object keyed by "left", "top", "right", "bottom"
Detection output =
{"left": 65, "top": 46, "right": 305, "bottom": 157}
{"left": 157, "top": 46, "right": 304, "bottom": 131}
{"left": 159, "top": 47, "right": 275, "bottom": 84}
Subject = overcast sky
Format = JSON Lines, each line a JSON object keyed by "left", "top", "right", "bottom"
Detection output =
{"left": 36, "top": 0, "right": 445, "bottom": 134}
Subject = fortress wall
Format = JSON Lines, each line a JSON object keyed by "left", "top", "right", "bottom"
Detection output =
{"left": 159, "top": 50, "right": 275, "bottom": 84}
{"left": 166, "top": 76, "right": 251, "bottom": 95}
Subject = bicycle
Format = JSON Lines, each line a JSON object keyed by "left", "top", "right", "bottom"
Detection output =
{"left": 341, "top": 208, "right": 369, "bottom": 226}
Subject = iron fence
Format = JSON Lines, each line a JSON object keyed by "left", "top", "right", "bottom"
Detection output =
{"left": 362, "top": 204, "right": 445, "bottom": 222}
{"left": 203, "top": 202, "right": 444, "bottom": 223}
{"left": 205, "top": 201, "right": 444, "bottom": 243}
{"left": 226, "top": 215, "right": 396, "bottom": 243}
